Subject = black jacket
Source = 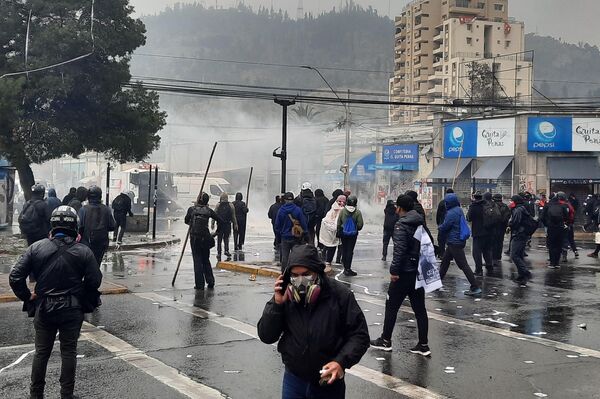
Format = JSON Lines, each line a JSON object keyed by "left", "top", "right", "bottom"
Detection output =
{"left": 509, "top": 204, "right": 532, "bottom": 237}
{"left": 185, "top": 205, "right": 221, "bottom": 241}
{"left": 9, "top": 236, "right": 102, "bottom": 314}
{"left": 383, "top": 203, "right": 398, "bottom": 232}
{"left": 268, "top": 201, "right": 282, "bottom": 225}
{"left": 19, "top": 198, "right": 51, "bottom": 239}
{"left": 112, "top": 193, "right": 133, "bottom": 217}
{"left": 496, "top": 201, "right": 511, "bottom": 228}
{"left": 413, "top": 201, "right": 427, "bottom": 227}
{"left": 466, "top": 199, "right": 490, "bottom": 237}
{"left": 78, "top": 200, "right": 116, "bottom": 245}
{"left": 390, "top": 210, "right": 424, "bottom": 275}
{"left": 436, "top": 199, "right": 447, "bottom": 226}
{"left": 315, "top": 195, "right": 329, "bottom": 221}
{"left": 232, "top": 200, "right": 249, "bottom": 224}
{"left": 257, "top": 278, "right": 369, "bottom": 384}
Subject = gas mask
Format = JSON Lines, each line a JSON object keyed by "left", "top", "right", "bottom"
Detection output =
{"left": 287, "top": 274, "right": 321, "bottom": 306}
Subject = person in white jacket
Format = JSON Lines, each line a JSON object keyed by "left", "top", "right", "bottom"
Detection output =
{"left": 319, "top": 195, "right": 346, "bottom": 269}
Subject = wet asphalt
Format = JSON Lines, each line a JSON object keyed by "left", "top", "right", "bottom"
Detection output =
{"left": 1, "top": 224, "right": 600, "bottom": 398}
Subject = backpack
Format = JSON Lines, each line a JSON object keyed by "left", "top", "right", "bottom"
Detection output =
{"left": 288, "top": 214, "right": 304, "bottom": 239}
{"left": 112, "top": 195, "right": 128, "bottom": 213}
{"left": 342, "top": 215, "right": 358, "bottom": 237}
{"left": 482, "top": 201, "right": 502, "bottom": 229}
{"left": 546, "top": 203, "right": 566, "bottom": 226}
{"left": 301, "top": 197, "right": 317, "bottom": 223}
{"left": 522, "top": 212, "right": 539, "bottom": 236}
{"left": 84, "top": 205, "right": 109, "bottom": 244}
{"left": 459, "top": 214, "right": 471, "bottom": 241}
{"left": 190, "top": 206, "right": 215, "bottom": 248}
{"left": 19, "top": 200, "right": 42, "bottom": 236}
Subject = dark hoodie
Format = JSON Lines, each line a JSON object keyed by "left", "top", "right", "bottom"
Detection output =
{"left": 45, "top": 188, "right": 62, "bottom": 213}
{"left": 383, "top": 200, "right": 398, "bottom": 232}
{"left": 62, "top": 187, "right": 77, "bottom": 205}
{"left": 390, "top": 210, "right": 424, "bottom": 275}
{"left": 327, "top": 189, "right": 344, "bottom": 212}
{"left": 314, "top": 189, "right": 329, "bottom": 220}
{"left": 257, "top": 245, "right": 369, "bottom": 385}
{"left": 467, "top": 197, "right": 489, "bottom": 237}
{"left": 406, "top": 191, "right": 427, "bottom": 227}
{"left": 438, "top": 194, "right": 466, "bottom": 245}
{"left": 232, "top": 192, "right": 248, "bottom": 224}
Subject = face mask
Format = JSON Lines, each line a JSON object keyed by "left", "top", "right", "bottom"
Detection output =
{"left": 287, "top": 274, "right": 321, "bottom": 306}
{"left": 290, "top": 275, "right": 317, "bottom": 295}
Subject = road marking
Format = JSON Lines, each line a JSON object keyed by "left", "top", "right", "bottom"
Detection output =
{"left": 354, "top": 294, "right": 600, "bottom": 360}
{"left": 81, "top": 322, "right": 224, "bottom": 399}
{"left": 0, "top": 350, "right": 35, "bottom": 374}
{"left": 136, "top": 292, "right": 447, "bottom": 399}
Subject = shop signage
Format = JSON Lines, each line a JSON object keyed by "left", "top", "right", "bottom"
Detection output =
{"left": 550, "top": 179, "right": 600, "bottom": 185}
{"left": 528, "top": 117, "right": 600, "bottom": 152}
{"left": 383, "top": 144, "right": 419, "bottom": 164}
{"left": 443, "top": 118, "right": 514, "bottom": 158}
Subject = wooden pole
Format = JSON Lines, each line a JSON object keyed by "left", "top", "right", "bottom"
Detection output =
{"left": 172, "top": 142, "right": 219, "bottom": 286}
{"left": 245, "top": 167, "right": 253, "bottom": 208}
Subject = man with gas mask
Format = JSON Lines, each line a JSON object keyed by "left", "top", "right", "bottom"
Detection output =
{"left": 257, "top": 245, "right": 370, "bottom": 399}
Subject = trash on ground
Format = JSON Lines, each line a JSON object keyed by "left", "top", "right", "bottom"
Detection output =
{"left": 531, "top": 332, "right": 547, "bottom": 335}
{"left": 186, "top": 355, "right": 192, "bottom": 358}
{"left": 76, "top": 354, "right": 85, "bottom": 358}
{"left": 548, "top": 320, "right": 560, "bottom": 324}
{"left": 224, "top": 370, "right": 241, "bottom": 374}
{"left": 523, "top": 361, "right": 535, "bottom": 364}
{"left": 375, "top": 357, "right": 386, "bottom": 361}
{"left": 577, "top": 323, "right": 587, "bottom": 329}
{"left": 566, "top": 355, "right": 579, "bottom": 358}
{"left": 533, "top": 393, "right": 548, "bottom": 397}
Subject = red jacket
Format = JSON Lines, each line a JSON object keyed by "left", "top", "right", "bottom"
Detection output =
{"left": 559, "top": 199, "right": 575, "bottom": 224}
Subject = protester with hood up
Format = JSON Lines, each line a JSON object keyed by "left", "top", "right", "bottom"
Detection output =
{"left": 540, "top": 193, "right": 569, "bottom": 268}
{"left": 268, "top": 195, "right": 283, "bottom": 249}
{"left": 436, "top": 188, "right": 454, "bottom": 256}
{"left": 314, "top": 189, "right": 329, "bottom": 246}
{"left": 438, "top": 193, "right": 481, "bottom": 296}
{"left": 78, "top": 186, "right": 115, "bottom": 266}
{"left": 296, "top": 182, "right": 318, "bottom": 245}
{"left": 232, "top": 192, "right": 249, "bottom": 251}
{"left": 557, "top": 191, "right": 577, "bottom": 262}
{"left": 275, "top": 192, "right": 308, "bottom": 272}
{"left": 405, "top": 190, "right": 427, "bottom": 227}
{"left": 68, "top": 186, "right": 88, "bottom": 213}
{"left": 319, "top": 195, "right": 346, "bottom": 268}
{"left": 212, "top": 193, "right": 238, "bottom": 261}
{"left": 19, "top": 184, "right": 51, "bottom": 246}
{"left": 492, "top": 193, "right": 511, "bottom": 264}
{"left": 382, "top": 200, "right": 398, "bottom": 261}
{"left": 327, "top": 189, "right": 344, "bottom": 212}
{"left": 371, "top": 195, "right": 430, "bottom": 356}
{"left": 45, "top": 188, "right": 62, "bottom": 213}
{"left": 337, "top": 195, "right": 364, "bottom": 276}
{"left": 111, "top": 191, "right": 134, "bottom": 244}
{"left": 466, "top": 191, "right": 494, "bottom": 275}
{"left": 258, "top": 245, "right": 369, "bottom": 399}
{"left": 61, "top": 187, "right": 77, "bottom": 205}
{"left": 508, "top": 195, "right": 534, "bottom": 283}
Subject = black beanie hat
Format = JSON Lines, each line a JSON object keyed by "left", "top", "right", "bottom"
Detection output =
{"left": 511, "top": 195, "right": 524, "bottom": 204}
{"left": 396, "top": 194, "right": 414, "bottom": 211}
{"left": 285, "top": 245, "right": 325, "bottom": 275}
{"left": 405, "top": 190, "right": 418, "bottom": 202}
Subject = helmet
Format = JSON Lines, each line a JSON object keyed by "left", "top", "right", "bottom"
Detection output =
{"left": 88, "top": 185, "right": 102, "bottom": 200}
{"left": 50, "top": 206, "right": 79, "bottom": 236}
{"left": 31, "top": 184, "right": 45, "bottom": 195}
{"left": 346, "top": 195, "right": 358, "bottom": 207}
{"left": 301, "top": 182, "right": 312, "bottom": 191}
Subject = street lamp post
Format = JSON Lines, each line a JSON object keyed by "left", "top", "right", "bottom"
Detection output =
{"left": 273, "top": 98, "right": 295, "bottom": 194}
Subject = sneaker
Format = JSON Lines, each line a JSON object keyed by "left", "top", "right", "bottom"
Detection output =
{"left": 409, "top": 343, "right": 431, "bottom": 356}
{"left": 343, "top": 269, "right": 358, "bottom": 277}
{"left": 464, "top": 287, "right": 482, "bottom": 296}
{"left": 207, "top": 284, "right": 215, "bottom": 289}
{"left": 588, "top": 253, "right": 599, "bottom": 258}
{"left": 370, "top": 337, "right": 392, "bottom": 351}
{"left": 574, "top": 251, "right": 579, "bottom": 259}
{"left": 474, "top": 269, "right": 483, "bottom": 277}
{"left": 381, "top": 256, "right": 386, "bottom": 261}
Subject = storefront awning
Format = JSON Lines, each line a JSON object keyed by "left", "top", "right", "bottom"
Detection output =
{"left": 428, "top": 158, "right": 473, "bottom": 179}
{"left": 473, "top": 157, "right": 513, "bottom": 179}
{"left": 548, "top": 157, "right": 600, "bottom": 180}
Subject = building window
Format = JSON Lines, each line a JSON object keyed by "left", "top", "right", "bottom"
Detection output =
{"left": 477, "top": 2, "right": 485, "bottom": 8}
{"left": 467, "top": 37, "right": 473, "bottom": 45}
{"left": 505, "top": 40, "right": 511, "bottom": 48}
{"left": 455, "top": 0, "right": 470, "bottom": 7}
{"left": 467, "top": 24, "right": 472, "bottom": 31}
{"left": 494, "top": 3, "right": 504, "bottom": 11}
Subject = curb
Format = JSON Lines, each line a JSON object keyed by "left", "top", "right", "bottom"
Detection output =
{"left": 0, "top": 281, "right": 129, "bottom": 304}
{"left": 108, "top": 238, "right": 181, "bottom": 251}
{"left": 217, "top": 261, "right": 281, "bottom": 278}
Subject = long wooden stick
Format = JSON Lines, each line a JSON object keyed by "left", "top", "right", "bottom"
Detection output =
{"left": 245, "top": 166, "right": 253, "bottom": 208}
{"left": 172, "top": 142, "right": 218, "bottom": 286}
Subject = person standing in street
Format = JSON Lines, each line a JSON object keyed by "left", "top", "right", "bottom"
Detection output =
{"left": 45, "top": 188, "right": 62, "bottom": 214}
{"left": 78, "top": 186, "right": 115, "bottom": 266}
{"left": 371, "top": 195, "right": 430, "bottom": 356}
{"left": 492, "top": 193, "right": 511, "bottom": 264}
{"left": 466, "top": 191, "right": 495, "bottom": 275}
{"left": 319, "top": 195, "right": 345, "bottom": 269}
{"left": 232, "top": 192, "right": 249, "bottom": 251}
{"left": 19, "top": 184, "right": 51, "bottom": 246}
{"left": 213, "top": 193, "right": 238, "bottom": 261}
{"left": 337, "top": 195, "right": 364, "bottom": 276}
{"left": 268, "top": 195, "right": 283, "bottom": 250}
{"left": 508, "top": 195, "right": 535, "bottom": 283}
{"left": 185, "top": 192, "right": 222, "bottom": 290}
{"left": 438, "top": 193, "right": 482, "bottom": 296}
{"left": 436, "top": 188, "right": 453, "bottom": 256}
{"left": 67, "top": 186, "right": 88, "bottom": 213}
{"left": 61, "top": 187, "right": 77, "bottom": 205}
{"left": 558, "top": 192, "right": 578, "bottom": 260}
{"left": 382, "top": 200, "right": 398, "bottom": 261}
{"left": 314, "top": 189, "right": 329, "bottom": 247}
{"left": 405, "top": 190, "right": 427, "bottom": 226}
{"left": 111, "top": 191, "right": 134, "bottom": 245}
{"left": 10, "top": 206, "right": 102, "bottom": 399}
{"left": 541, "top": 193, "right": 569, "bottom": 268}
{"left": 257, "top": 245, "right": 370, "bottom": 399}
{"left": 297, "top": 182, "right": 318, "bottom": 246}
{"left": 275, "top": 192, "right": 308, "bottom": 272}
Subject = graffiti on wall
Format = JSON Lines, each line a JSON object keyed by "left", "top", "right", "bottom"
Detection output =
{"left": 518, "top": 176, "right": 535, "bottom": 193}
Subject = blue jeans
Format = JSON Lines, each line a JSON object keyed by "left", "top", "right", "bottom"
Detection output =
{"left": 282, "top": 370, "right": 345, "bottom": 399}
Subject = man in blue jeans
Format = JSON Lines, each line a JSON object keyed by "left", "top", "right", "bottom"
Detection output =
{"left": 258, "top": 245, "right": 370, "bottom": 399}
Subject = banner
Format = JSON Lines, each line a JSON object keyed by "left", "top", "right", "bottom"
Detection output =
{"left": 527, "top": 117, "right": 572, "bottom": 152}
{"left": 443, "top": 120, "right": 477, "bottom": 158}
{"left": 572, "top": 118, "right": 600, "bottom": 152}
{"left": 383, "top": 144, "right": 419, "bottom": 164}
{"left": 477, "top": 118, "right": 515, "bottom": 157}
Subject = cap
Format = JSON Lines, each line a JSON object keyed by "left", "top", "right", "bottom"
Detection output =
{"left": 283, "top": 192, "right": 294, "bottom": 201}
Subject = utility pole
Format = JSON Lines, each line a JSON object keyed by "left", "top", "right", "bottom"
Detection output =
{"left": 273, "top": 98, "right": 295, "bottom": 193}
{"left": 343, "top": 89, "right": 351, "bottom": 191}
{"left": 105, "top": 162, "right": 111, "bottom": 205}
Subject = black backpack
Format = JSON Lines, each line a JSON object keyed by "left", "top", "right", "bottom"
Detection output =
{"left": 546, "top": 203, "right": 566, "bottom": 227}
{"left": 302, "top": 197, "right": 317, "bottom": 223}
{"left": 84, "top": 205, "right": 109, "bottom": 243}
{"left": 19, "top": 200, "right": 42, "bottom": 236}
{"left": 482, "top": 201, "right": 502, "bottom": 229}
{"left": 112, "top": 195, "right": 128, "bottom": 212}
{"left": 521, "top": 211, "right": 539, "bottom": 236}
{"left": 190, "top": 207, "right": 209, "bottom": 236}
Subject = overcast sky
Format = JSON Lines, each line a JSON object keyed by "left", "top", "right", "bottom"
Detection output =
{"left": 131, "top": 0, "right": 600, "bottom": 46}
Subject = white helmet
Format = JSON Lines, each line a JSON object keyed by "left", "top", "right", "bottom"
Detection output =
{"left": 301, "top": 182, "right": 312, "bottom": 190}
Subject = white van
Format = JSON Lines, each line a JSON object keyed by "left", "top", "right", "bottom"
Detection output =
{"left": 173, "top": 174, "right": 234, "bottom": 208}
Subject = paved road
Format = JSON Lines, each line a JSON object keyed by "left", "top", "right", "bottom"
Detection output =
{"left": 1, "top": 227, "right": 600, "bottom": 398}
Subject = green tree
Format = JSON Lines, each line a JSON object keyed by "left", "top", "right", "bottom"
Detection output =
{"left": 291, "top": 104, "right": 324, "bottom": 122}
{"left": 0, "top": 0, "right": 166, "bottom": 199}
{"left": 466, "top": 62, "right": 508, "bottom": 105}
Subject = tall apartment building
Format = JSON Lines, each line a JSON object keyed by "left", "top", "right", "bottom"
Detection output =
{"left": 389, "top": 0, "right": 532, "bottom": 124}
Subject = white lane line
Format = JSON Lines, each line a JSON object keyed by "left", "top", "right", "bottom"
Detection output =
{"left": 136, "top": 292, "right": 447, "bottom": 399}
{"left": 354, "top": 294, "right": 600, "bottom": 360}
{"left": 81, "top": 322, "right": 224, "bottom": 399}
{"left": 0, "top": 343, "right": 37, "bottom": 352}
{"left": 0, "top": 350, "right": 35, "bottom": 374}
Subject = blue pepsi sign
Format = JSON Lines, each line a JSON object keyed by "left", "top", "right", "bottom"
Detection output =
{"left": 383, "top": 144, "right": 419, "bottom": 164}
{"left": 527, "top": 117, "right": 572, "bottom": 152}
{"left": 443, "top": 120, "right": 477, "bottom": 158}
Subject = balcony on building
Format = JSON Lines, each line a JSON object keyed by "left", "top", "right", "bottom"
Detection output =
{"left": 448, "top": 0, "right": 486, "bottom": 16}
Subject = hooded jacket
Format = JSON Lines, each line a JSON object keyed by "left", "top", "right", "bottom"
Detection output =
{"left": 232, "top": 193, "right": 248, "bottom": 224}
{"left": 257, "top": 246, "right": 369, "bottom": 385}
{"left": 466, "top": 198, "right": 489, "bottom": 237}
{"left": 509, "top": 203, "right": 532, "bottom": 237}
{"left": 319, "top": 202, "right": 343, "bottom": 247}
{"left": 62, "top": 188, "right": 77, "bottom": 206}
{"left": 214, "top": 195, "right": 238, "bottom": 230}
{"left": 383, "top": 201, "right": 399, "bottom": 232}
{"left": 45, "top": 189, "right": 62, "bottom": 213}
{"left": 19, "top": 193, "right": 51, "bottom": 239}
{"left": 268, "top": 200, "right": 283, "bottom": 225}
{"left": 275, "top": 202, "right": 308, "bottom": 241}
{"left": 327, "top": 189, "right": 344, "bottom": 212}
{"left": 337, "top": 206, "right": 364, "bottom": 236}
{"left": 390, "top": 210, "right": 424, "bottom": 275}
{"left": 438, "top": 194, "right": 466, "bottom": 246}
{"left": 314, "top": 189, "right": 329, "bottom": 221}
{"left": 78, "top": 198, "right": 116, "bottom": 245}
